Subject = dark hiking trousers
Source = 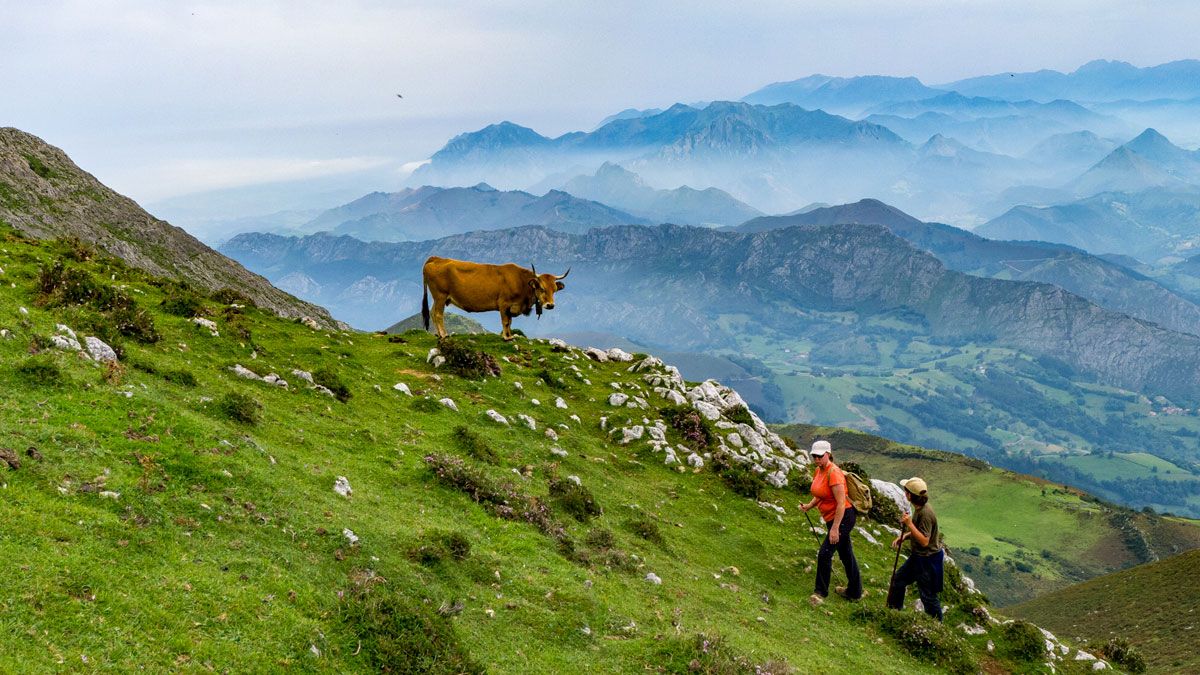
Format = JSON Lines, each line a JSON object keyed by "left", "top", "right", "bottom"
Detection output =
{"left": 887, "top": 548, "right": 944, "bottom": 620}
{"left": 814, "top": 506, "right": 863, "bottom": 598}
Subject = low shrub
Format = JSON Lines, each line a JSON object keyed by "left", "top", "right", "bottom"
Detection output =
{"left": 999, "top": 619, "right": 1046, "bottom": 663}
{"left": 58, "top": 235, "right": 93, "bottom": 261}
{"left": 340, "top": 587, "right": 485, "bottom": 674}
{"left": 409, "top": 530, "right": 472, "bottom": 565}
{"left": 536, "top": 368, "right": 567, "bottom": 390}
{"left": 723, "top": 404, "right": 755, "bottom": 427}
{"left": 711, "top": 451, "right": 764, "bottom": 500}
{"left": 625, "top": 514, "right": 665, "bottom": 546}
{"left": 36, "top": 259, "right": 159, "bottom": 343}
{"left": 1100, "top": 637, "right": 1146, "bottom": 673}
{"left": 210, "top": 287, "right": 255, "bottom": 307}
{"left": 313, "top": 366, "right": 352, "bottom": 402}
{"left": 652, "top": 633, "right": 790, "bottom": 675}
{"left": 438, "top": 337, "right": 500, "bottom": 379}
{"left": 412, "top": 398, "right": 444, "bottom": 413}
{"left": 159, "top": 290, "right": 206, "bottom": 317}
{"left": 16, "top": 356, "right": 65, "bottom": 385}
{"left": 453, "top": 426, "right": 499, "bottom": 463}
{"left": 852, "top": 606, "right": 977, "bottom": 673}
{"left": 216, "top": 392, "right": 260, "bottom": 425}
{"left": 549, "top": 476, "right": 602, "bottom": 522}
{"left": 163, "top": 368, "right": 198, "bottom": 387}
{"left": 662, "top": 405, "right": 715, "bottom": 452}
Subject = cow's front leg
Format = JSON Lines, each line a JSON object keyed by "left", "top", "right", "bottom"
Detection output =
{"left": 500, "top": 310, "right": 514, "bottom": 341}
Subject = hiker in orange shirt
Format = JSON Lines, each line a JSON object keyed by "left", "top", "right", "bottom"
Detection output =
{"left": 800, "top": 440, "right": 863, "bottom": 601}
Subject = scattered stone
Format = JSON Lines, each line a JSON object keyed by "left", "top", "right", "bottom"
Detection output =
{"left": 19, "top": 307, "right": 28, "bottom": 315}
{"left": 291, "top": 369, "right": 314, "bottom": 383}
{"left": 262, "top": 374, "right": 288, "bottom": 388}
{"left": 313, "top": 385, "right": 335, "bottom": 398}
{"left": 687, "top": 453, "right": 705, "bottom": 468}
{"left": 583, "top": 347, "right": 608, "bottom": 362}
{"left": 599, "top": 416, "right": 608, "bottom": 430}
{"left": 99, "top": 491, "right": 120, "bottom": 500}
{"left": 555, "top": 397, "right": 568, "bottom": 409}
{"left": 530, "top": 398, "right": 541, "bottom": 406}
{"left": 393, "top": 382, "right": 412, "bottom": 396}
{"left": 56, "top": 324, "right": 77, "bottom": 339}
{"left": 333, "top": 476, "right": 353, "bottom": 498}
{"left": 300, "top": 316, "right": 322, "bottom": 331}
{"left": 1074, "top": 651, "right": 1097, "bottom": 662}
{"left": 1092, "top": 662, "right": 1108, "bottom": 671}
{"left": 987, "top": 640, "right": 994, "bottom": 653}
{"left": 51, "top": 334, "right": 82, "bottom": 352}
{"left": 808, "top": 594, "right": 824, "bottom": 607}
{"left": 644, "top": 572, "right": 662, "bottom": 585}
{"left": 518, "top": 414, "right": 537, "bottom": 430}
{"left": 231, "top": 364, "right": 261, "bottom": 380}
{"left": 608, "top": 393, "right": 629, "bottom": 407}
{"left": 191, "top": 317, "right": 219, "bottom": 336}
{"left": 550, "top": 447, "right": 568, "bottom": 458}
{"left": 439, "top": 398, "right": 459, "bottom": 411}
{"left": 569, "top": 414, "right": 581, "bottom": 424}
{"left": 545, "top": 428, "right": 559, "bottom": 441}
{"left": 84, "top": 336, "right": 118, "bottom": 363}
{"left": 618, "top": 426, "right": 644, "bottom": 445}
{"left": 959, "top": 623, "right": 987, "bottom": 636}
{"left": 607, "top": 348, "right": 633, "bottom": 362}
{"left": 693, "top": 400, "right": 722, "bottom": 421}
{"left": 485, "top": 409, "right": 509, "bottom": 425}
{"left": 343, "top": 528, "right": 359, "bottom": 545}
{"left": 567, "top": 475, "right": 582, "bottom": 486}
{"left": 513, "top": 381, "right": 524, "bottom": 391}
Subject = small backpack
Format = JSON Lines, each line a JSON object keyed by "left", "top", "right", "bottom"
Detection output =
{"left": 844, "top": 471, "right": 873, "bottom": 514}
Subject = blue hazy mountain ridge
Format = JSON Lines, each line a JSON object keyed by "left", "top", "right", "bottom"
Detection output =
{"left": 939, "top": 59, "right": 1200, "bottom": 102}
{"left": 299, "top": 183, "right": 648, "bottom": 242}
{"left": 739, "top": 74, "right": 944, "bottom": 115}
{"left": 977, "top": 187, "right": 1200, "bottom": 262}
{"left": 221, "top": 222, "right": 1200, "bottom": 400}
{"left": 558, "top": 162, "right": 762, "bottom": 226}
{"left": 732, "top": 198, "right": 1200, "bottom": 338}
{"left": 409, "top": 101, "right": 915, "bottom": 213}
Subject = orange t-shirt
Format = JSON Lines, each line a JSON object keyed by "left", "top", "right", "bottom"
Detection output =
{"left": 811, "top": 464, "right": 853, "bottom": 522}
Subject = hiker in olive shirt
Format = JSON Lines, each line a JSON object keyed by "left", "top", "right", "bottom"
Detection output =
{"left": 886, "top": 476, "right": 944, "bottom": 620}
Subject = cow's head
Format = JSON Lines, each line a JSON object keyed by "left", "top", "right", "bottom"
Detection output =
{"left": 529, "top": 265, "right": 570, "bottom": 311}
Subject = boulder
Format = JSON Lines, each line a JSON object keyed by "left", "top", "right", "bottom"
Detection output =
{"left": 231, "top": 364, "right": 262, "bottom": 380}
{"left": 84, "top": 336, "right": 118, "bottom": 363}
{"left": 485, "top": 409, "right": 509, "bottom": 425}
{"left": 555, "top": 397, "right": 568, "bottom": 409}
{"left": 439, "top": 397, "right": 458, "bottom": 411}
{"left": 606, "top": 348, "right": 634, "bottom": 362}
{"left": 518, "top": 414, "right": 537, "bottom": 430}
{"left": 393, "top": 382, "right": 412, "bottom": 396}
{"left": 333, "top": 476, "right": 352, "bottom": 498}
{"left": 192, "top": 317, "right": 219, "bottom": 336}
{"left": 608, "top": 393, "right": 629, "bottom": 407}
{"left": 872, "top": 479, "right": 911, "bottom": 515}
{"left": 51, "top": 334, "right": 82, "bottom": 352}
{"left": 584, "top": 347, "right": 609, "bottom": 362}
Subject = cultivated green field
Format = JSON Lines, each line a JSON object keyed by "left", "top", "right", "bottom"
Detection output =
{"left": 0, "top": 229, "right": 1125, "bottom": 673}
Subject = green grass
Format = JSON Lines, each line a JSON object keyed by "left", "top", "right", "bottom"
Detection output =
{"left": 0, "top": 231, "right": 1132, "bottom": 672}
{"left": 1012, "top": 549, "right": 1200, "bottom": 673}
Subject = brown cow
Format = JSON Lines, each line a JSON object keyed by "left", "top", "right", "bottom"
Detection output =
{"left": 421, "top": 256, "right": 570, "bottom": 341}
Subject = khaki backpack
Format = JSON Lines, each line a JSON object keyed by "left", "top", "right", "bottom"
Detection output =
{"left": 845, "top": 471, "right": 873, "bottom": 513}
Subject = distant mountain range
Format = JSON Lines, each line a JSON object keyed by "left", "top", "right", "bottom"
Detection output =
{"left": 939, "top": 59, "right": 1200, "bottom": 102}
{"left": 222, "top": 220, "right": 1200, "bottom": 400}
{"left": 557, "top": 163, "right": 762, "bottom": 226}
{"left": 740, "top": 75, "right": 942, "bottom": 116}
{"left": 300, "top": 183, "right": 647, "bottom": 242}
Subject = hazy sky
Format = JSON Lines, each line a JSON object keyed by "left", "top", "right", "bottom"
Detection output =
{"left": 4, "top": 0, "right": 1199, "bottom": 204}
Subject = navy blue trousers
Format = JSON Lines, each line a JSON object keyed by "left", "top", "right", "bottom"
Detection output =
{"left": 814, "top": 506, "right": 863, "bottom": 598}
{"left": 887, "top": 548, "right": 944, "bottom": 620}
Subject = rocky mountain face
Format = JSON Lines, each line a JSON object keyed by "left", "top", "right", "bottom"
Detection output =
{"left": 939, "top": 58, "right": 1200, "bottom": 102}
{"left": 736, "top": 198, "right": 1200, "bottom": 337}
{"left": 740, "top": 75, "right": 943, "bottom": 116}
{"left": 303, "top": 183, "right": 646, "bottom": 242}
{"left": 222, "top": 222, "right": 1200, "bottom": 400}
{"left": 0, "top": 128, "right": 335, "bottom": 326}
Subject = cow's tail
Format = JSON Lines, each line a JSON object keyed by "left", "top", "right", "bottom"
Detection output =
{"left": 421, "top": 280, "right": 431, "bottom": 330}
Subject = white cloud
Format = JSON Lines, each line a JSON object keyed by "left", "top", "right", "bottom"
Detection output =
{"left": 118, "top": 155, "right": 394, "bottom": 201}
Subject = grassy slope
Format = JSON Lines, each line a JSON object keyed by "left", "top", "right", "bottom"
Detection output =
{"left": 776, "top": 425, "right": 1200, "bottom": 607}
{"left": 0, "top": 229, "right": 1114, "bottom": 673}
{"left": 1011, "top": 549, "right": 1200, "bottom": 673}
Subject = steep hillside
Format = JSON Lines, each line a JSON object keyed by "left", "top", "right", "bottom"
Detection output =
{"left": 1012, "top": 549, "right": 1200, "bottom": 673}
{"left": 0, "top": 228, "right": 1119, "bottom": 672}
{"left": 0, "top": 128, "right": 335, "bottom": 326}
{"left": 776, "top": 425, "right": 1200, "bottom": 608}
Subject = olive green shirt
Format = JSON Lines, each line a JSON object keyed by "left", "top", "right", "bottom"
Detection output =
{"left": 909, "top": 503, "right": 940, "bottom": 557}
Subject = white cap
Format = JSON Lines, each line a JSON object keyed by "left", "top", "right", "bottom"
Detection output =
{"left": 810, "top": 440, "right": 832, "bottom": 456}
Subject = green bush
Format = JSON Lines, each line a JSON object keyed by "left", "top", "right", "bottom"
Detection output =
{"left": 210, "top": 287, "right": 255, "bottom": 307}
{"left": 16, "top": 356, "right": 65, "bottom": 386}
{"left": 723, "top": 404, "right": 755, "bottom": 427}
{"left": 163, "top": 369, "right": 198, "bottom": 387}
{"left": 216, "top": 392, "right": 260, "bottom": 425}
{"left": 711, "top": 451, "right": 765, "bottom": 500}
{"left": 852, "top": 606, "right": 977, "bottom": 673}
{"left": 412, "top": 398, "right": 444, "bottom": 413}
{"left": 625, "top": 514, "right": 665, "bottom": 546}
{"left": 453, "top": 425, "right": 499, "bottom": 463}
{"left": 652, "top": 633, "right": 790, "bottom": 675}
{"left": 438, "top": 337, "right": 500, "bottom": 379}
{"left": 340, "top": 587, "right": 485, "bottom": 674}
{"left": 662, "top": 405, "right": 716, "bottom": 452}
{"left": 313, "top": 366, "right": 352, "bottom": 402}
{"left": 409, "top": 530, "right": 472, "bottom": 565}
{"left": 36, "top": 259, "right": 159, "bottom": 343}
{"left": 1100, "top": 637, "right": 1146, "bottom": 673}
{"left": 999, "top": 620, "right": 1046, "bottom": 663}
{"left": 549, "top": 476, "right": 602, "bottom": 522}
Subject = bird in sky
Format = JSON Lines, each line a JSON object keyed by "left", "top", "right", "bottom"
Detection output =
{"left": 396, "top": 93, "right": 403, "bottom": 98}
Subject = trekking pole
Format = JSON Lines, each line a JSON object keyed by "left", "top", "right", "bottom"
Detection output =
{"left": 886, "top": 515, "right": 904, "bottom": 608}
{"left": 801, "top": 507, "right": 823, "bottom": 547}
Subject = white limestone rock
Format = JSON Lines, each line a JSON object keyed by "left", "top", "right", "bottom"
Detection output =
{"left": 486, "top": 409, "right": 509, "bottom": 425}
{"left": 550, "top": 447, "right": 568, "bottom": 458}
{"left": 518, "top": 414, "right": 537, "bottom": 430}
{"left": 687, "top": 453, "right": 705, "bottom": 468}
{"left": 607, "top": 348, "right": 633, "bottom": 362}
{"left": 292, "top": 369, "right": 314, "bottom": 383}
{"left": 871, "top": 479, "right": 911, "bottom": 515}
{"left": 555, "top": 397, "right": 568, "bottom": 409}
{"left": 333, "top": 476, "right": 352, "bottom": 498}
{"left": 608, "top": 393, "right": 629, "bottom": 407}
{"left": 231, "top": 364, "right": 262, "bottom": 380}
{"left": 644, "top": 572, "right": 662, "bottom": 585}
{"left": 618, "top": 426, "right": 645, "bottom": 445}
{"left": 545, "top": 428, "right": 559, "bottom": 441}
{"left": 262, "top": 373, "right": 288, "bottom": 388}
{"left": 343, "top": 528, "right": 359, "bottom": 545}
{"left": 439, "top": 397, "right": 458, "bottom": 411}
{"left": 393, "top": 382, "right": 412, "bottom": 396}
{"left": 191, "top": 317, "right": 219, "bottom": 336}
{"left": 300, "top": 316, "right": 322, "bottom": 330}
{"left": 51, "top": 334, "right": 82, "bottom": 352}
{"left": 959, "top": 623, "right": 987, "bottom": 636}
{"left": 584, "top": 347, "right": 609, "bottom": 362}
{"left": 693, "top": 400, "right": 722, "bottom": 421}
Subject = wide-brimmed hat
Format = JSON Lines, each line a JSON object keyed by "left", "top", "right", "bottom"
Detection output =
{"left": 810, "top": 440, "right": 832, "bottom": 456}
{"left": 900, "top": 477, "right": 928, "bottom": 497}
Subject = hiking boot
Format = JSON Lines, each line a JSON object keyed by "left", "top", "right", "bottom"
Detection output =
{"left": 834, "top": 586, "right": 864, "bottom": 601}
{"left": 808, "top": 593, "right": 825, "bottom": 606}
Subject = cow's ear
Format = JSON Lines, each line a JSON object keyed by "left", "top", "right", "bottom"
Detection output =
{"left": 555, "top": 281, "right": 565, "bottom": 291}
{"left": 529, "top": 279, "right": 539, "bottom": 290}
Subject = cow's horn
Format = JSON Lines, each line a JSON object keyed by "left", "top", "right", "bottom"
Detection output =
{"left": 556, "top": 267, "right": 571, "bottom": 280}
{"left": 531, "top": 263, "right": 537, "bottom": 276}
